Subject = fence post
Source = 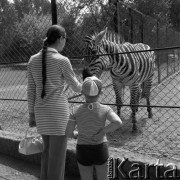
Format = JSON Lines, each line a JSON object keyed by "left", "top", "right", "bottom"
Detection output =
{"left": 141, "top": 14, "right": 144, "bottom": 43}
{"left": 173, "top": 30, "right": 176, "bottom": 74}
{"left": 178, "top": 32, "right": 180, "bottom": 70}
{"left": 117, "top": 2, "right": 121, "bottom": 36}
{"left": 51, "top": 0, "right": 57, "bottom": 25}
{"left": 166, "top": 26, "right": 169, "bottom": 77}
{"left": 128, "top": 8, "right": 133, "bottom": 43}
{"left": 156, "top": 20, "right": 161, "bottom": 84}
{"left": 178, "top": 17, "right": 180, "bottom": 70}
{"left": 174, "top": 47, "right": 176, "bottom": 73}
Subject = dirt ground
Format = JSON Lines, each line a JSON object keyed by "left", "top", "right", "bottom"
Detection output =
{"left": 0, "top": 153, "right": 40, "bottom": 180}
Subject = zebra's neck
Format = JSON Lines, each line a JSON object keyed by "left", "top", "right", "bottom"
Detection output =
{"left": 101, "top": 39, "right": 122, "bottom": 67}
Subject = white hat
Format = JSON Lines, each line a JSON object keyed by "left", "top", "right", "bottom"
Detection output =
{"left": 82, "top": 76, "right": 102, "bottom": 96}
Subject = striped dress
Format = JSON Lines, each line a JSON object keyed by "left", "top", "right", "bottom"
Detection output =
{"left": 27, "top": 47, "right": 82, "bottom": 135}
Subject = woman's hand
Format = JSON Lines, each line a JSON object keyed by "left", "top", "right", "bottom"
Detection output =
{"left": 29, "top": 113, "right": 36, "bottom": 127}
{"left": 91, "top": 129, "right": 105, "bottom": 142}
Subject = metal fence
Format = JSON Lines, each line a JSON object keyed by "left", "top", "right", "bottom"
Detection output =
{"left": 0, "top": 0, "right": 180, "bottom": 161}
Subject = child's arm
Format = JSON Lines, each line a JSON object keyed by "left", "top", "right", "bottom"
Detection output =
{"left": 65, "top": 119, "right": 77, "bottom": 138}
{"left": 92, "top": 110, "right": 122, "bottom": 141}
{"left": 103, "top": 110, "right": 122, "bottom": 133}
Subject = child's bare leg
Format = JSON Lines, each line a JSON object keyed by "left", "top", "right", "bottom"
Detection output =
{"left": 95, "top": 161, "right": 108, "bottom": 180}
{"left": 78, "top": 162, "right": 94, "bottom": 180}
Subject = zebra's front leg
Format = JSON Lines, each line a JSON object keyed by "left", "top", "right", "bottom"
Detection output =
{"left": 136, "top": 86, "right": 141, "bottom": 112}
{"left": 130, "top": 84, "right": 139, "bottom": 132}
{"left": 131, "top": 110, "right": 137, "bottom": 131}
{"left": 112, "top": 81, "right": 123, "bottom": 117}
{"left": 142, "top": 77, "right": 153, "bottom": 119}
{"left": 116, "top": 97, "right": 123, "bottom": 116}
{"left": 131, "top": 104, "right": 138, "bottom": 132}
{"left": 147, "top": 96, "right": 152, "bottom": 118}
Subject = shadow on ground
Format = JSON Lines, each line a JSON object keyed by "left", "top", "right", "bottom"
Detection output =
{"left": 0, "top": 153, "right": 81, "bottom": 180}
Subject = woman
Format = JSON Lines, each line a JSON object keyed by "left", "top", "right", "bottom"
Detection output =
{"left": 27, "top": 25, "right": 82, "bottom": 180}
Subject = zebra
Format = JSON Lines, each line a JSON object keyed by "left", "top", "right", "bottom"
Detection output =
{"left": 84, "top": 28, "right": 155, "bottom": 132}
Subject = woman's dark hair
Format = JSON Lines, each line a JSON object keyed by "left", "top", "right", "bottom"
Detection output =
{"left": 41, "top": 25, "right": 66, "bottom": 99}
{"left": 82, "top": 67, "right": 93, "bottom": 81}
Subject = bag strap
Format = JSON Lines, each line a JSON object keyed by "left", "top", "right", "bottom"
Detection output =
{"left": 24, "top": 127, "right": 38, "bottom": 138}
{"left": 24, "top": 127, "right": 30, "bottom": 138}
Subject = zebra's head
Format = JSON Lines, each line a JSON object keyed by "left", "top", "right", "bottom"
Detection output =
{"left": 84, "top": 28, "right": 112, "bottom": 77}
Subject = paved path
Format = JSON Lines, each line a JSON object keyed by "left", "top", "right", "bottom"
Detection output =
{"left": 0, "top": 153, "right": 80, "bottom": 180}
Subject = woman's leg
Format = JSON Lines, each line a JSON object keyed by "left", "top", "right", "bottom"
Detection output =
{"left": 47, "top": 135, "right": 67, "bottom": 180}
{"left": 40, "top": 135, "right": 49, "bottom": 180}
{"left": 95, "top": 161, "right": 108, "bottom": 180}
{"left": 78, "top": 162, "right": 94, "bottom": 180}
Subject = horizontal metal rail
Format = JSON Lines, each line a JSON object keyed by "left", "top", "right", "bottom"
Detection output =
{"left": 0, "top": 98, "right": 180, "bottom": 109}
{"left": 0, "top": 98, "right": 27, "bottom": 101}
{"left": 68, "top": 101, "right": 180, "bottom": 109}
{"left": 0, "top": 46, "right": 179, "bottom": 66}
{"left": 69, "top": 46, "right": 180, "bottom": 59}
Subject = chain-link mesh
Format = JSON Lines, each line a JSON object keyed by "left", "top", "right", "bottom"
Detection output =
{"left": 0, "top": 0, "right": 52, "bottom": 136}
{"left": 0, "top": 0, "right": 180, "bottom": 163}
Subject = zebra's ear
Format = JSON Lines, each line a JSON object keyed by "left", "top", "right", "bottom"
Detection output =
{"left": 95, "top": 28, "right": 107, "bottom": 45}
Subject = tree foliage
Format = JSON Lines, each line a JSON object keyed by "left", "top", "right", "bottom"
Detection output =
{"left": 130, "top": 0, "right": 171, "bottom": 25}
{"left": 14, "top": 0, "right": 51, "bottom": 19}
{"left": 169, "top": 0, "right": 180, "bottom": 31}
{"left": 1, "top": 13, "right": 51, "bottom": 62}
{"left": 58, "top": 0, "right": 115, "bottom": 57}
{"left": 0, "top": 0, "right": 18, "bottom": 32}
{"left": 0, "top": 0, "right": 52, "bottom": 62}
{"left": 1, "top": 0, "right": 180, "bottom": 63}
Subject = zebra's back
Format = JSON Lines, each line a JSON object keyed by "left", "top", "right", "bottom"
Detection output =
{"left": 111, "top": 42, "right": 155, "bottom": 86}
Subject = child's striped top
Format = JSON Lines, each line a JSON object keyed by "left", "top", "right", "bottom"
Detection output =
{"left": 70, "top": 102, "right": 113, "bottom": 144}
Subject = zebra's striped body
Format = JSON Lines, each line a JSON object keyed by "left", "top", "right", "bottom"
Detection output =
{"left": 84, "top": 28, "right": 155, "bottom": 131}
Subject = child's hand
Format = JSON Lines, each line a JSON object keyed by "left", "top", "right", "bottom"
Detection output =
{"left": 29, "top": 113, "right": 36, "bottom": 127}
{"left": 91, "top": 129, "right": 105, "bottom": 142}
{"left": 73, "top": 130, "right": 78, "bottom": 139}
{"left": 29, "top": 120, "right": 36, "bottom": 127}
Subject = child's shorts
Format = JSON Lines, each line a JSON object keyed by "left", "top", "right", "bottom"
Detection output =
{"left": 76, "top": 142, "right": 109, "bottom": 166}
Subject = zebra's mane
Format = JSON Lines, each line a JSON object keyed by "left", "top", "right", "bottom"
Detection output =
{"left": 105, "top": 30, "right": 125, "bottom": 44}
{"left": 84, "top": 29, "right": 125, "bottom": 44}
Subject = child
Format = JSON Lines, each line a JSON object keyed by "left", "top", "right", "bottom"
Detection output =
{"left": 66, "top": 76, "right": 122, "bottom": 180}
